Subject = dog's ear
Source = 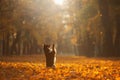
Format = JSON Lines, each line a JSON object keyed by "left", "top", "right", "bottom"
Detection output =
{"left": 52, "top": 44, "right": 55, "bottom": 49}
{"left": 53, "top": 44, "right": 55, "bottom": 47}
{"left": 44, "top": 44, "right": 47, "bottom": 48}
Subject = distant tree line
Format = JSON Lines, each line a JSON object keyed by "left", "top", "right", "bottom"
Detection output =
{"left": 0, "top": 0, "right": 120, "bottom": 57}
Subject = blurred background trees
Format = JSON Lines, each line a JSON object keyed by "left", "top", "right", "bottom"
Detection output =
{"left": 0, "top": 0, "right": 120, "bottom": 57}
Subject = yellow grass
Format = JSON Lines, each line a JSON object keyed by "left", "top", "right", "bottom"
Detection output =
{"left": 0, "top": 55, "right": 120, "bottom": 80}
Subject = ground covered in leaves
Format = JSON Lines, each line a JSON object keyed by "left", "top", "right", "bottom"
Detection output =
{"left": 0, "top": 55, "right": 120, "bottom": 80}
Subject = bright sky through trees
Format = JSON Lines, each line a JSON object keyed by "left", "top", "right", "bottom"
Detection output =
{"left": 54, "top": 0, "right": 64, "bottom": 5}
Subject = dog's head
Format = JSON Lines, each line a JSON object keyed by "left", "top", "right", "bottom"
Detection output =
{"left": 44, "top": 44, "right": 56, "bottom": 54}
{"left": 44, "top": 44, "right": 51, "bottom": 53}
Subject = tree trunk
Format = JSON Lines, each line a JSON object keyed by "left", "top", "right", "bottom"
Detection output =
{"left": 6, "top": 32, "right": 10, "bottom": 55}
{"left": 3, "top": 32, "right": 6, "bottom": 56}
{"left": 11, "top": 30, "right": 22, "bottom": 55}
{"left": 115, "top": 14, "right": 120, "bottom": 56}
{"left": 98, "top": 0, "right": 114, "bottom": 57}
{"left": 0, "top": 33, "right": 2, "bottom": 56}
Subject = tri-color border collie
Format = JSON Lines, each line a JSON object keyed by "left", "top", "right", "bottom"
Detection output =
{"left": 43, "top": 44, "right": 56, "bottom": 68}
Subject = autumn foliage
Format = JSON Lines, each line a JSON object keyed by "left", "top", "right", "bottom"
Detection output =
{"left": 0, "top": 55, "right": 120, "bottom": 80}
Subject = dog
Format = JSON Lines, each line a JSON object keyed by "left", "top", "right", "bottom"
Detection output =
{"left": 43, "top": 44, "right": 56, "bottom": 68}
